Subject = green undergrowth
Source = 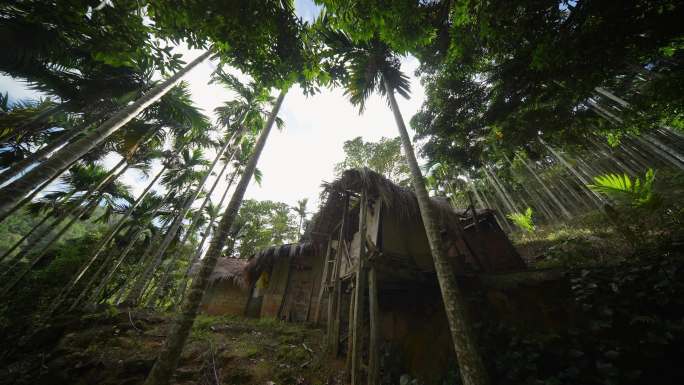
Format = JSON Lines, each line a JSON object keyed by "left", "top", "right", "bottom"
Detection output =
{"left": 512, "top": 205, "right": 683, "bottom": 269}
{"left": 511, "top": 169, "right": 684, "bottom": 269}
{"left": 474, "top": 249, "right": 684, "bottom": 385}
{"left": 0, "top": 311, "right": 344, "bottom": 385}
{"left": 511, "top": 211, "right": 632, "bottom": 268}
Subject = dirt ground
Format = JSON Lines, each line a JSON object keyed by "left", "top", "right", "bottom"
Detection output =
{"left": 0, "top": 309, "right": 347, "bottom": 385}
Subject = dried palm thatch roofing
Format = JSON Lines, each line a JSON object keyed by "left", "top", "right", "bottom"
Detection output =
{"left": 191, "top": 257, "right": 248, "bottom": 288}
{"left": 241, "top": 168, "right": 494, "bottom": 287}
{"left": 242, "top": 241, "right": 317, "bottom": 286}
{"left": 311, "top": 168, "right": 491, "bottom": 237}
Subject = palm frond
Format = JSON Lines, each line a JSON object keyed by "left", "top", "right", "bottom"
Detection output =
{"left": 507, "top": 207, "right": 535, "bottom": 233}
{"left": 587, "top": 168, "right": 659, "bottom": 208}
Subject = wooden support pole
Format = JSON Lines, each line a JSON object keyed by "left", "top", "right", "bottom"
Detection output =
{"left": 346, "top": 280, "right": 356, "bottom": 375}
{"left": 351, "top": 190, "right": 368, "bottom": 385}
{"left": 277, "top": 255, "right": 294, "bottom": 320}
{"left": 314, "top": 236, "right": 333, "bottom": 324}
{"left": 467, "top": 190, "right": 480, "bottom": 232}
{"left": 368, "top": 264, "right": 380, "bottom": 385}
{"left": 328, "top": 193, "right": 349, "bottom": 353}
{"left": 332, "top": 270, "right": 343, "bottom": 355}
{"left": 326, "top": 254, "right": 338, "bottom": 348}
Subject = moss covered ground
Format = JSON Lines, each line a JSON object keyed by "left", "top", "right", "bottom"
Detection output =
{"left": 0, "top": 311, "right": 346, "bottom": 385}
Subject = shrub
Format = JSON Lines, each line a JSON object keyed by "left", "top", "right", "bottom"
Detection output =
{"left": 508, "top": 207, "right": 535, "bottom": 233}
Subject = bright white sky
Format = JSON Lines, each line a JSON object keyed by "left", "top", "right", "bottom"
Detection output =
{"left": 0, "top": 0, "right": 426, "bottom": 217}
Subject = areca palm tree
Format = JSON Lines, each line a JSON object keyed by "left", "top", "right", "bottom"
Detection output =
{"left": 143, "top": 86, "right": 287, "bottom": 385}
{"left": 146, "top": 144, "right": 240, "bottom": 306}
{"left": 0, "top": 162, "right": 126, "bottom": 274}
{"left": 121, "top": 144, "right": 216, "bottom": 306}
{"left": 0, "top": 51, "right": 212, "bottom": 220}
{"left": 0, "top": 80, "right": 208, "bottom": 228}
{"left": 49, "top": 159, "right": 171, "bottom": 314}
{"left": 172, "top": 199, "right": 224, "bottom": 306}
{"left": 0, "top": 58, "right": 162, "bottom": 187}
{"left": 294, "top": 198, "right": 308, "bottom": 237}
{"left": 324, "top": 30, "right": 489, "bottom": 385}
{"left": 0, "top": 160, "right": 101, "bottom": 265}
{"left": 0, "top": 160, "right": 134, "bottom": 296}
{"left": 84, "top": 191, "right": 175, "bottom": 308}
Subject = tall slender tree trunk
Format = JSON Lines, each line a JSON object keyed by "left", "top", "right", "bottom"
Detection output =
{"left": 0, "top": 126, "right": 82, "bottom": 186}
{"left": 384, "top": 76, "right": 489, "bottom": 385}
{"left": 0, "top": 157, "right": 127, "bottom": 278}
{"left": 117, "top": 217, "right": 173, "bottom": 303}
{"left": 518, "top": 155, "right": 573, "bottom": 220}
{"left": 123, "top": 138, "right": 233, "bottom": 306}
{"left": 0, "top": 212, "right": 51, "bottom": 264}
{"left": 1, "top": 161, "right": 130, "bottom": 296}
{"left": 87, "top": 232, "right": 143, "bottom": 307}
{"left": 86, "top": 188, "right": 176, "bottom": 308}
{"left": 121, "top": 208, "right": 183, "bottom": 305}
{"left": 148, "top": 155, "right": 233, "bottom": 306}
{"left": 174, "top": 167, "right": 238, "bottom": 307}
{"left": 49, "top": 165, "right": 168, "bottom": 313}
{"left": 0, "top": 156, "right": 80, "bottom": 224}
{"left": 143, "top": 90, "right": 286, "bottom": 385}
{"left": 0, "top": 51, "right": 211, "bottom": 219}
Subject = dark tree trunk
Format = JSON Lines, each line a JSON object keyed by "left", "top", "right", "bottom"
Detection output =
{"left": 384, "top": 76, "right": 489, "bottom": 385}
{"left": 143, "top": 90, "right": 286, "bottom": 385}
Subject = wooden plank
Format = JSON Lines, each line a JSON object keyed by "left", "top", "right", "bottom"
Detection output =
{"left": 328, "top": 193, "right": 349, "bottom": 353}
{"left": 367, "top": 266, "right": 379, "bottom": 385}
{"left": 351, "top": 190, "right": 368, "bottom": 385}
{"left": 313, "top": 237, "right": 333, "bottom": 324}
{"left": 346, "top": 280, "right": 356, "bottom": 376}
{"left": 326, "top": 253, "right": 338, "bottom": 348}
{"left": 242, "top": 283, "right": 255, "bottom": 317}
{"left": 276, "top": 255, "right": 294, "bottom": 320}
{"left": 332, "top": 270, "right": 342, "bottom": 356}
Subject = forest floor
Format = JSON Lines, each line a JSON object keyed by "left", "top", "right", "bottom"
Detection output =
{"left": 0, "top": 310, "right": 346, "bottom": 385}
{"left": 511, "top": 211, "right": 642, "bottom": 269}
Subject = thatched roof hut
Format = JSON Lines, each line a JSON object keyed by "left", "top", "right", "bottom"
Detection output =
{"left": 308, "top": 168, "right": 520, "bottom": 277}
{"left": 312, "top": 168, "right": 492, "bottom": 240}
{"left": 241, "top": 241, "right": 324, "bottom": 321}
{"left": 191, "top": 258, "right": 249, "bottom": 316}
{"left": 243, "top": 241, "right": 318, "bottom": 287}
{"left": 200, "top": 168, "right": 528, "bottom": 383}
{"left": 190, "top": 257, "right": 248, "bottom": 288}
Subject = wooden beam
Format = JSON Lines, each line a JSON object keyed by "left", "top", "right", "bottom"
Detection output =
{"left": 313, "top": 236, "right": 333, "bottom": 324}
{"left": 346, "top": 280, "right": 356, "bottom": 376}
{"left": 326, "top": 254, "right": 339, "bottom": 349}
{"left": 332, "top": 269, "right": 342, "bottom": 355}
{"left": 467, "top": 190, "right": 480, "bottom": 232}
{"left": 277, "top": 255, "right": 294, "bottom": 320}
{"left": 351, "top": 190, "right": 368, "bottom": 385}
{"left": 328, "top": 193, "right": 349, "bottom": 354}
{"left": 367, "top": 266, "right": 380, "bottom": 385}
{"left": 243, "top": 283, "right": 256, "bottom": 317}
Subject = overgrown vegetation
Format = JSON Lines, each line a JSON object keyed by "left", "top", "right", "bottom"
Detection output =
{"left": 475, "top": 248, "right": 684, "bottom": 385}
{"left": 1, "top": 311, "right": 343, "bottom": 385}
{"left": 0, "top": 1, "right": 682, "bottom": 384}
{"left": 507, "top": 208, "right": 535, "bottom": 234}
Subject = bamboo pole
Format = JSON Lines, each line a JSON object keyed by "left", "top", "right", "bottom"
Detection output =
{"left": 313, "top": 236, "right": 333, "bottom": 324}
{"left": 277, "top": 255, "right": 294, "bottom": 320}
{"left": 351, "top": 190, "right": 368, "bottom": 385}
{"left": 367, "top": 263, "right": 380, "bottom": 385}
{"left": 332, "top": 262, "right": 343, "bottom": 355}
{"left": 346, "top": 280, "right": 356, "bottom": 376}
{"left": 328, "top": 193, "right": 349, "bottom": 352}
{"left": 305, "top": 238, "right": 327, "bottom": 322}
